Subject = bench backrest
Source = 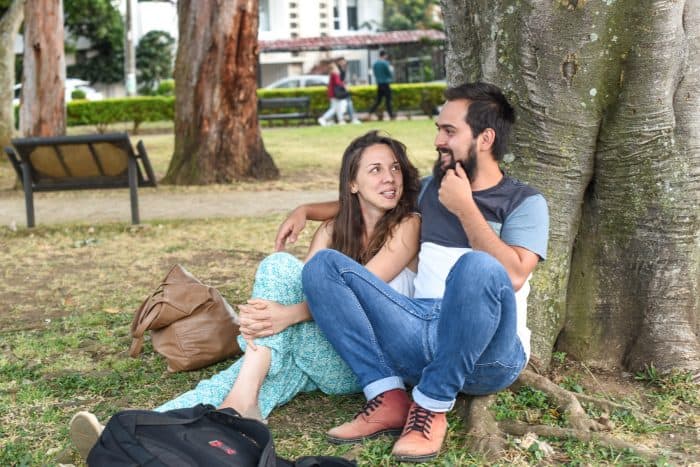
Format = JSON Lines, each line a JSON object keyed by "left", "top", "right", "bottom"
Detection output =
{"left": 258, "top": 96, "right": 310, "bottom": 110}
{"left": 6, "top": 133, "right": 157, "bottom": 191}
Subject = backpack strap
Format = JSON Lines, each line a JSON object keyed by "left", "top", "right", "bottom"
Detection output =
{"left": 418, "top": 175, "right": 433, "bottom": 206}
{"left": 294, "top": 456, "right": 357, "bottom": 467}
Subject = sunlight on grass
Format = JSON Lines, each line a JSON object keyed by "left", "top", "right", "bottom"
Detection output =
{"left": 0, "top": 119, "right": 438, "bottom": 191}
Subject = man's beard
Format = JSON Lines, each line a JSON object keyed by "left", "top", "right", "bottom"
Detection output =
{"left": 432, "top": 143, "right": 477, "bottom": 182}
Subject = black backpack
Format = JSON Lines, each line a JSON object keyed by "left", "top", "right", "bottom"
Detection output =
{"left": 87, "top": 404, "right": 356, "bottom": 467}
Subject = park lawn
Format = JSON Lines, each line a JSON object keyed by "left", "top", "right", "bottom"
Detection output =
{"left": 1, "top": 121, "right": 698, "bottom": 465}
{"left": 0, "top": 119, "right": 439, "bottom": 192}
{"left": 1, "top": 217, "right": 697, "bottom": 466}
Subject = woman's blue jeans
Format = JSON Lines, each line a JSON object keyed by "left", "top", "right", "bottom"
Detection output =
{"left": 303, "top": 249, "right": 526, "bottom": 412}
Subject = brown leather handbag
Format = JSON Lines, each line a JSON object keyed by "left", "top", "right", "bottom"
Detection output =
{"left": 129, "top": 264, "right": 241, "bottom": 372}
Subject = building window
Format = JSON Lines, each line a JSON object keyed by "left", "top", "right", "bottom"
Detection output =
{"left": 259, "top": 0, "right": 270, "bottom": 31}
{"left": 347, "top": 0, "right": 358, "bottom": 30}
{"left": 333, "top": 0, "right": 340, "bottom": 30}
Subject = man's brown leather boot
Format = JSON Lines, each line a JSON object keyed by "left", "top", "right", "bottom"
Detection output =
{"left": 326, "top": 388, "right": 411, "bottom": 444}
{"left": 391, "top": 402, "right": 448, "bottom": 462}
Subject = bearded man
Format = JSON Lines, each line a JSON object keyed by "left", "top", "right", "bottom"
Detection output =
{"left": 273, "top": 82, "right": 550, "bottom": 462}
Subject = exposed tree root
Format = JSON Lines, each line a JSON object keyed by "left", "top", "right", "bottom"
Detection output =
{"left": 455, "top": 369, "right": 671, "bottom": 463}
{"left": 499, "top": 421, "right": 661, "bottom": 460}
{"left": 513, "top": 369, "right": 605, "bottom": 432}
{"left": 456, "top": 394, "right": 506, "bottom": 460}
{"left": 574, "top": 392, "right": 649, "bottom": 422}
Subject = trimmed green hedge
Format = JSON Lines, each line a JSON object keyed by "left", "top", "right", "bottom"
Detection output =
{"left": 21, "top": 83, "right": 447, "bottom": 132}
{"left": 259, "top": 82, "right": 446, "bottom": 120}
{"left": 66, "top": 96, "right": 175, "bottom": 132}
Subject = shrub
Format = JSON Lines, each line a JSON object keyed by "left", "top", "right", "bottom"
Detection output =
{"left": 62, "top": 82, "right": 447, "bottom": 131}
{"left": 257, "top": 82, "right": 446, "bottom": 122}
{"left": 155, "top": 79, "right": 175, "bottom": 96}
{"left": 71, "top": 89, "right": 87, "bottom": 100}
{"left": 66, "top": 96, "right": 175, "bottom": 133}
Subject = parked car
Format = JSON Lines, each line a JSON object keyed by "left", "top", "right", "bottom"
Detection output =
{"left": 13, "top": 79, "right": 104, "bottom": 106}
{"left": 264, "top": 74, "right": 329, "bottom": 89}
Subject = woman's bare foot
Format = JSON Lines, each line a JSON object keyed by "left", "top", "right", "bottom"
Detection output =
{"left": 219, "top": 399, "right": 264, "bottom": 422}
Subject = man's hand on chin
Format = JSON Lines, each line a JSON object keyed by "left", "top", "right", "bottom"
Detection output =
{"left": 438, "top": 162, "right": 473, "bottom": 215}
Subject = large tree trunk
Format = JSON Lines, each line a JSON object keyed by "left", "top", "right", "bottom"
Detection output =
{"left": 441, "top": 0, "right": 699, "bottom": 373}
{"left": 19, "top": 0, "right": 65, "bottom": 136}
{"left": 164, "top": 0, "right": 278, "bottom": 184}
{"left": 0, "top": 0, "right": 24, "bottom": 149}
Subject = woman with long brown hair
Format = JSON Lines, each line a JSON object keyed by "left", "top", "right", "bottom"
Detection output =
{"left": 70, "top": 131, "right": 420, "bottom": 457}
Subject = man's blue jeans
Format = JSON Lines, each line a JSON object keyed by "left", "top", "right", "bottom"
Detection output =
{"left": 303, "top": 249, "right": 526, "bottom": 412}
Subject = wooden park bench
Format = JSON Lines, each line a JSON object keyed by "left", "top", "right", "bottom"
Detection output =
{"left": 4, "top": 132, "right": 157, "bottom": 228}
{"left": 258, "top": 96, "right": 312, "bottom": 124}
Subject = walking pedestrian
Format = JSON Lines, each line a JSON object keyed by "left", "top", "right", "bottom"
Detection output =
{"left": 318, "top": 63, "right": 348, "bottom": 126}
{"left": 367, "top": 50, "right": 395, "bottom": 120}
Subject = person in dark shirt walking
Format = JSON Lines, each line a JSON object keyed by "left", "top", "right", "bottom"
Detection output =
{"left": 367, "top": 50, "right": 395, "bottom": 120}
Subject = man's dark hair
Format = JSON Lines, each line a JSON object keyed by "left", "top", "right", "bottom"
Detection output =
{"left": 444, "top": 82, "right": 516, "bottom": 161}
{"left": 379, "top": 50, "right": 387, "bottom": 58}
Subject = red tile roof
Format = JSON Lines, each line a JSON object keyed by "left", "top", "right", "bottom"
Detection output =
{"left": 259, "top": 29, "right": 445, "bottom": 53}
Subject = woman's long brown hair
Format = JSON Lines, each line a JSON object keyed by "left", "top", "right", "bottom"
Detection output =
{"left": 330, "top": 131, "right": 420, "bottom": 264}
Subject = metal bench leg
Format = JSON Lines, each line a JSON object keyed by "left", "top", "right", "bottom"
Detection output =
{"left": 21, "top": 162, "right": 35, "bottom": 228}
{"left": 128, "top": 156, "right": 140, "bottom": 224}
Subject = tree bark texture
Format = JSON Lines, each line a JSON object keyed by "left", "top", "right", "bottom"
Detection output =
{"left": 441, "top": 0, "right": 699, "bottom": 373}
{"left": 164, "top": 0, "right": 278, "bottom": 184}
{"left": 0, "top": 0, "right": 24, "bottom": 149}
{"left": 20, "top": 0, "right": 65, "bottom": 136}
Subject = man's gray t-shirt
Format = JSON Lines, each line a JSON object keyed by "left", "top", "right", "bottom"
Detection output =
{"left": 414, "top": 174, "right": 549, "bottom": 359}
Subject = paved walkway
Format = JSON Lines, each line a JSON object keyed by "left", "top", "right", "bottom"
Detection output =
{"left": 0, "top": 188, "right": 337, "bottom": 227}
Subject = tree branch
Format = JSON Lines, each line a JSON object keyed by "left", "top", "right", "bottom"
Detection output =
{"left": 0, "top": 0, "right": 24, "bottom": 33}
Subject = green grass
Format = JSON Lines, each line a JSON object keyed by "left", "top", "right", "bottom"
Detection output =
{"left": 0, "top": 119, "right": 438, "bottom": 191}
{"left": 1, "top": 121, "right": 698, "bottom": 465}
{"left": 2, "top": 223, "right": 697, "bottom": 467}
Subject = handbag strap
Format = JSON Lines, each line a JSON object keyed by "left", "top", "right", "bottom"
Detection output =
{"left": 128, "top": 295, "right": 167, "bottom": 357}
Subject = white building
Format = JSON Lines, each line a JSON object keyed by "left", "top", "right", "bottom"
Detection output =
{"left": 123, "top": 0, "right": 385, "bottom": 88}
{"left": 14, "top": 0, "right": 384, "bottom": 93}
{"left": 259, "top": 0, "right": 384, "bottom": 86}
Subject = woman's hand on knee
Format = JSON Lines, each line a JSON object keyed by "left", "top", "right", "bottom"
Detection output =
{"left": 238, "top": 299, "right": 293, "bottom": 339}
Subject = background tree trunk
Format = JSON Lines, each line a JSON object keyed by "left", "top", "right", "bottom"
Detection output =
{"left": 164, "top": 0, "right": 278, "bottom": 184}
{"left": 0, "top": 0, "right": 24, "bottom": 149}
{"left": 441, "top": 0, "right": 699, "bottom": 373}
{"left": 19, "top": 0, "right": 65, "bottom": 136}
